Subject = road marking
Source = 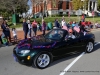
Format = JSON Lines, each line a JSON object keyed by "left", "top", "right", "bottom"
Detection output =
{"left": 94, "top": 42, "right": 100, "bottom": 46}
{"left": 59, "top": 42, "right": 100, "bottom": 75}
{"left": 59, "top": 52, "right": 85, "bottom": 75}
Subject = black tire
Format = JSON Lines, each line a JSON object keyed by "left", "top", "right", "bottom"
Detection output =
{"left": 32, "top": 52, "right": 52, "bottom": 69}
{"left": 85, "top": 41, "right": 94, "bottom": 53}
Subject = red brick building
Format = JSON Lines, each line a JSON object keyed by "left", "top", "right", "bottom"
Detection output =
{"left": 32, "top": 0, "right": 73, "bottom": 16}
{"left": 32, "top": 0, "right": 98, "bottom": 17}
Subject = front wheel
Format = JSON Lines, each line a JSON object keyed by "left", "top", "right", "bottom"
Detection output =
{"left": 33, "top": 52, "right": 51, "bottom": 69}
{"left": 86, "top": 42, "right": 94, "bottom": 53}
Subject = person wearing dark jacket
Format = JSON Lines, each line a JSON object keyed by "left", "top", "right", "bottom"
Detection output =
{"left": 42, "top": 20, "right": 46, "bottom": 35}
{"left": 54, "top": 19, "right": 60, "bottom": 28}
{"left": 0, "top": 34, "right": 2, "bottom": 45}
{"left": 1, "top": 20, "right": 11, "bottom": 43}
{"left": 22, "top": 19, "right": 29, "bottom": 39}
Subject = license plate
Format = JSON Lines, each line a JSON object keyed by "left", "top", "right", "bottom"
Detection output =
{"left": 13, "top": 54, "right": 18, "bottom": 62}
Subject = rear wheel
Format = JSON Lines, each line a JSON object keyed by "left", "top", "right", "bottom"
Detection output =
{"left": 33, "top": 52, "right": 52, "bottom": 69}
{"left": 86, "top": 42, "right": 94, "bottom": 53}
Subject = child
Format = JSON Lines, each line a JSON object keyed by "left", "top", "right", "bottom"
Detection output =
{"left": 12, "top": 28, "right": 17, "bottom": 43}
{"left": 1, "top": 33, "right": 8, "bottom": 46}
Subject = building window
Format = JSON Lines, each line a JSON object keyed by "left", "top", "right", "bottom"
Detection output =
{"left": 58, "top": 1, "right": 63, "bottom": 9}
{"left": 66, "top": 1, "right": 69, "bottom": 9}
{"left": 90, "top": 1, "right": 92, "bottom": 11}
{"left": 59, "top": 12, "right": 63, "bottom": 16}
{"left": 93, "top": 2, "right": 95, "bottom": 10}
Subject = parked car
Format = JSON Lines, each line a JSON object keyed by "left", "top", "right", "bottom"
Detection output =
{"left": 13, "top": 29, "right": 95, "bottom": 69}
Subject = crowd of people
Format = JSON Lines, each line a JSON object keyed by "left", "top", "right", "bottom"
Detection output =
{"left": 0, "top": 19, "right": 47, "bottom": 46}
{"left": 22, "top": 19, "right": 46, "bottom": 39}
{"left": 0, "top": 16, "right": 98, "bottom": 47}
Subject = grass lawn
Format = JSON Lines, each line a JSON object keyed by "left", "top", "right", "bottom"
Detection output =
{"left": 8, "top": 16, "right": 100, "bottom": 28}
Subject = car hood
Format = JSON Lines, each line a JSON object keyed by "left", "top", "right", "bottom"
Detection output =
{"left": 17, "top": 36, "right": 56, "bottom": 49}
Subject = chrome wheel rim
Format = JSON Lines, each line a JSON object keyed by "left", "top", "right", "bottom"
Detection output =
{"left": 37, "top": 54, "right": 50, "bottom": 68}
{"left": 87, "top": 42, "right": 93, "bottom": 52}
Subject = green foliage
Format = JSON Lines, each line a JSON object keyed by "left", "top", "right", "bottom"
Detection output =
{"left": 72, "top": 0, "right": 83, "bottom": 10}
{"left": 72, "top": 0, "right": 89, "bottom": 10}
{"left": 0, "top": 0, "right": 29, "bottom": 17}
{"left": 97, "top": 0, "right": 100, "bottom": 11}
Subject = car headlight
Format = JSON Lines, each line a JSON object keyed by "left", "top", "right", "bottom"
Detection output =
{"left": 20, "top": 50, "right": 30, "bottom": 54}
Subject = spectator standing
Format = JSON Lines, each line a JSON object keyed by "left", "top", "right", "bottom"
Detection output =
{"left": 12, "top": 28, "right": 17, "bottom": 43}
{"left": 37, "top": 22, "right": 41, "bottom": 31}
{"left": 42, "top": 20, "right": 46, "bottom": 35}
{"left": 61, "top": 19, "right": 66, "bottom": 27}
{"left": 81, "top": 14, "right": 85, "bottom": 22}
{"left": 27, "top": 20, "right": 32, "bottom": 38}
{"left": 54, "top": 19, "right": 60, "bottom": 28}
{"left": 22, "top": 19, "right": 29, "bottom": 39}
{"left": 1, "top": 20, "right": 11, "bottom": 44}
{"left": 32, "top": 20, "right": 37, "bottom": 36}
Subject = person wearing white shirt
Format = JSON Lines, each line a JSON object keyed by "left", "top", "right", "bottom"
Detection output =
{"left": 61, "top": 19, "right": 66, "bottom": 27}
{"left": 65, "top": 28, "right": 76, "bottom": 40}
{"left": 27, "top": 20, "right": 32, "bottom": 38}
{"left": 12, "top": 28, "right": 17, "bottom": 43}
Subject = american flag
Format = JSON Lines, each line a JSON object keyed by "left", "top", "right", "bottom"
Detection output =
{"left": 74, "top": 26, "right": 80, "bottom": 33}
{"left": 62, "top": 25, "right": 68, "bottom": 31}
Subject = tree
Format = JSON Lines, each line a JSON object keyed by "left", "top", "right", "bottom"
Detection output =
{"left": 97, "top": 0, "right": 100, "bottom": 11}
{"left": 72, "top": 0, "right": 88, "bottom": 10}
{"left": 72, "top": 0, "right": 83, "bottom": 10}
{"left": 0, "top": 0, "right": 29, "bottom": 16}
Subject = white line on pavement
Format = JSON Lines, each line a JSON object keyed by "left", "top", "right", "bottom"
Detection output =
{"left": 94, "top": 42, "right": 100, "bottom": 46}
{"left": 59, "top": 42, "right": 100, "bottom": 75}
{"left": 59, "top": 52, "right": 85, "bottom": 75}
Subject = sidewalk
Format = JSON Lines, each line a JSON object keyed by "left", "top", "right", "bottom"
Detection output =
{"left": 15, "top": 30, "right": 44, "bottom": 40}
{"left": 0, "top": 27, "right": 100, "bottom": 41}
{"left": 0, "top": 28, "right": 46, "bottom": 41}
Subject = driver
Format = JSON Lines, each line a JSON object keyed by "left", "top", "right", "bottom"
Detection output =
{"left": 66, "top": 28, "right": 76, "bottom": 39}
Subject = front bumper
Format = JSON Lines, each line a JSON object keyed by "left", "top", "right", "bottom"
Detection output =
{"left": 13, "top": 51, "right": 33, "bottom": 65}
{"left": 13, "top": 46, "right": 39, "bottom": 65}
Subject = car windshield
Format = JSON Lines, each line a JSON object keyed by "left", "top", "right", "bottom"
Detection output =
{"left": 45, "top": 29, "right": 64, "bottom": 40}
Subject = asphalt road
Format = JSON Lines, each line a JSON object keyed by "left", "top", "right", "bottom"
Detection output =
{"left": 0, "top": 30, "right": 100, "bottom": 75}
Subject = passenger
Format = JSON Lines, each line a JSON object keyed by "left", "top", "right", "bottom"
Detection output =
{"left": 66, "top": 29, "right": 76, "bottom": 39}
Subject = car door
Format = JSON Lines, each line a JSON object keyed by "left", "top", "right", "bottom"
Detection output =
{"left": 67, "top": 33, "right": 85, "bottom": 52}
{"left": 51, "top": 41, "right": 72, "bottom": 57}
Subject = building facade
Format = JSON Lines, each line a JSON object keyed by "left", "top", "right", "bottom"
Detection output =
{"left": 32, "top": 0, "right": 97, "bottom": 16}
{"left": 88, "top": 0, "right": 97, "bottom": 11}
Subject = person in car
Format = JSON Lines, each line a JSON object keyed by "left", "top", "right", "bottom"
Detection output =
{"left": 65, "top": 28, "right": 76, "bottom": 40}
